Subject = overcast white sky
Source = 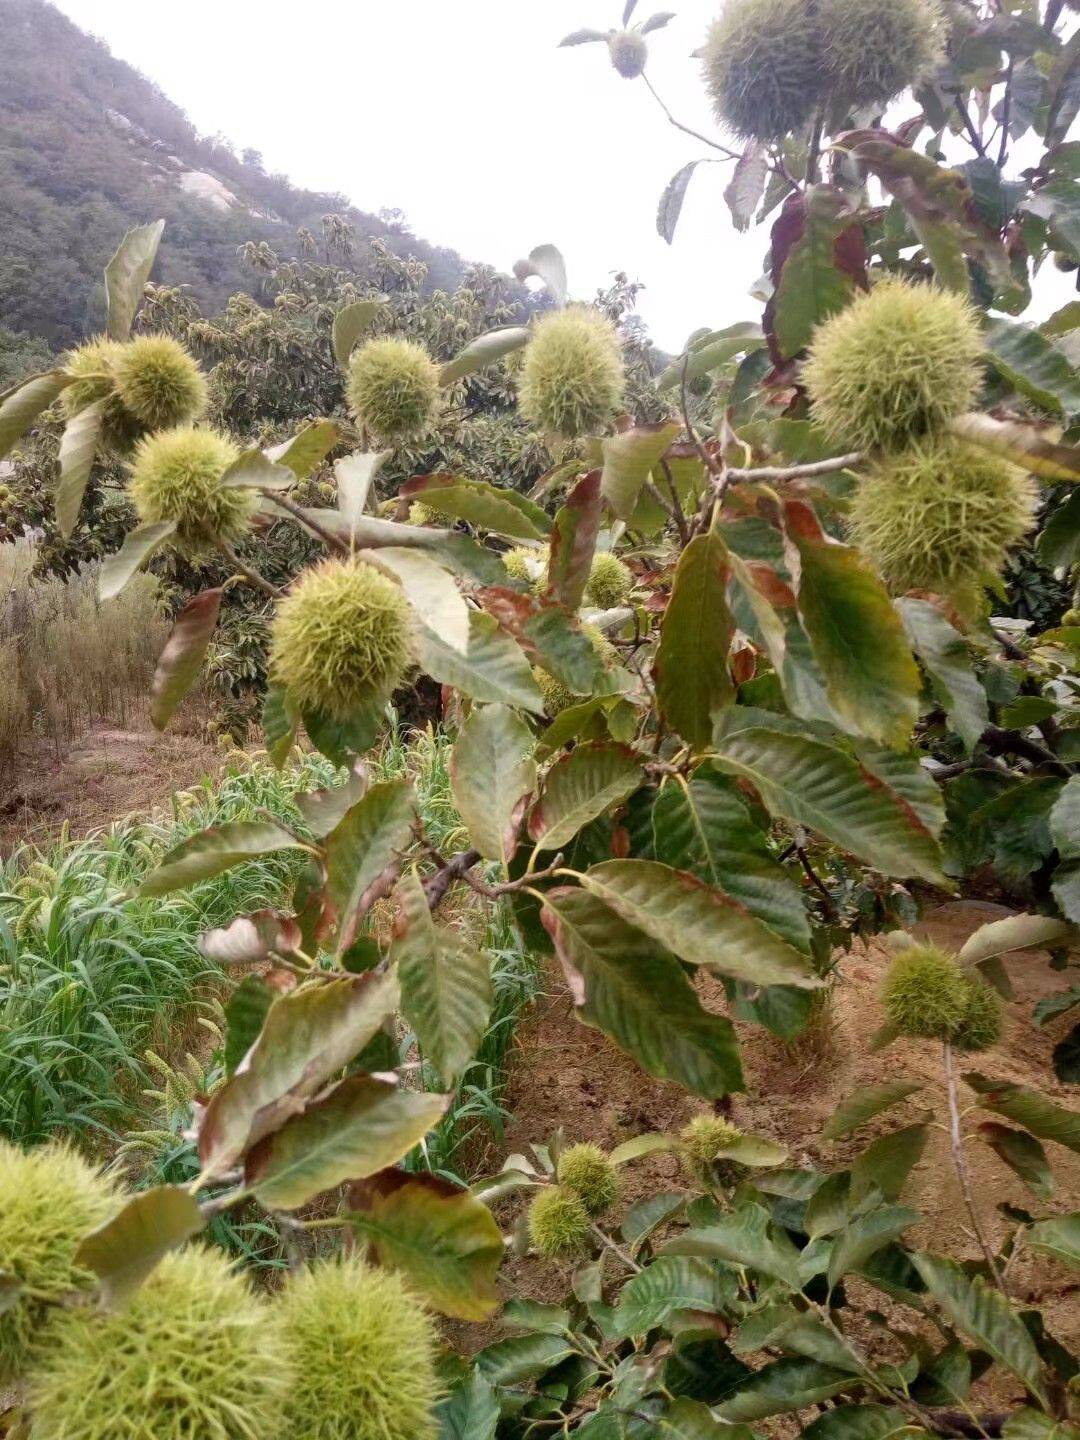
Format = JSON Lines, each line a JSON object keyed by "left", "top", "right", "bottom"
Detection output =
{"left": 52, "top": 1, "right": 1072, "bottom": 351}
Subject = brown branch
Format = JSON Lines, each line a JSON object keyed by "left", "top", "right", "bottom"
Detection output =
{"left": 217, "top": 542, "right": 284, "bottom": 600}
{"left": 658, "top": 457, "right": 690, "bottom": 546}
{"left": 642, "top": 74, "right": 742, "bottom": 160}
{"left": 997, "top": 57, "right": 1015, "bottom": 168}
{"left": 943, "top": 1041, "right": 1008, "bottom": 1295}
{"left": 954, "top": 95, "right": 987, "bottom": 157}
{"left": 264, "top": 491, "right": 348, "bottom": 553}
{"left": 723, "top": 451, "right": 863, "bottom": 483}
{"left": 421, "top": 847, "right": 482, "bottom": 911}
{"left": 982, "top": 724, "right": 1072, "bottom": 778}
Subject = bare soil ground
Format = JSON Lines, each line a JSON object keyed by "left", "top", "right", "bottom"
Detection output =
{"left": 0, "top": 721, "right": 222, "bottom": 852}
{"left": 486, "top": 900, "right": 1079, "bottom": 1390}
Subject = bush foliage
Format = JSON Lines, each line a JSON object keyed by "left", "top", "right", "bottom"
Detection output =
{"left": 1, "top": 1, "right": 1079, "bottom": 1437}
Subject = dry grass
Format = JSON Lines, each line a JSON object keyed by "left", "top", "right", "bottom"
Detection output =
{"left": 0, "top": 537, "right": 168, "bottom": 778}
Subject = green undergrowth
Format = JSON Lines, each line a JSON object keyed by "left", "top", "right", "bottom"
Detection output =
{"left": 1, "top": 720, "right": 541, "bottom": 1266}
{"left": 0, "top": 750, "right": 337, "bottom": 1145}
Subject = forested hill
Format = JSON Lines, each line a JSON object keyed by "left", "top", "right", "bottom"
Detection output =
{"left": 0, "top": 0, "right": 471, "bottom": 352}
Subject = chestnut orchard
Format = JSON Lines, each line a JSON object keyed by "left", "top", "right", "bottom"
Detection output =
{"left": 2, "top": 0, "right": 1080, "bottom": 1433}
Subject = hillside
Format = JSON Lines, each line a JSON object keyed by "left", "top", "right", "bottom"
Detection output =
{"left": 0, "top": 0, "right": 471, "bottom": 352}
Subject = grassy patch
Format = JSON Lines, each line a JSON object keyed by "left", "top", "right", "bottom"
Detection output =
{"left": 0, "top": 750, "right": 336, "bottom": 1144}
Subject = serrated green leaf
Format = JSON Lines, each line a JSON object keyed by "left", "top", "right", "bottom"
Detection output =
{"left": 1003, "top": 1410, "right": 1080, "bottom": 1440}
{"left": 784, "top": 500, "right": 920, "bottom": 748}
{"left": 415, "top": 610, "right": 544, "bottom": 712}
{"left": 99, "top": 520, "right": 176, "bottom": 602}
{"left": 655, "top": 531, "right": 735, "bottom": 749}
{"left": 262, "top": 684, "right": 298, "bottom": 769}
{"left": 541, "top": 887, "right": 744, "bottom": 1097}
{"left": 475, "top": 1332, "right": 575, "bottom": 1385}
{"left": 957, "top": 912, "right": 1076, "bottom": 967}
{"left": 223, "top": 975, "right": 275, "bottom": 1077}
{"left": 912, "top": 1252, "right": 1048, "bottom": 1405}
{"left": 139, "top": 819, "right": 303, "bottom": 897}
{"left": 545, "top": 469, "right": 602, "bottom": 611}
{"left": 104, "top": 219, "right": 164, "bottom": 340}
{"left": 663, "top": 1204, "right": 803, "bottom": 1289}
{"left": 197, "top": 971, "right": 400, "bottom": 1175}
{"left": 439, "top": 325, "right": 530, "bottom": 386}
{"left": 392, "top": 870, "right": 492, "bottom": 1085}
{"left": 600, "top": 422, "right": 680, "bottom": 520}
{"left": 348, "top": 1171, "right": 503, "bottom": 1319}
{"left": 979, "top": 1123, "right": 1054, "bottom": 1200}
{"left": 897, "top": 598, "right": 988, "bottom": 752}
{"left": 850, "top": 1124, "right": 928, "bottom": 1203}
{"left": 576, "top": 859, "right": 820, "bottom": 988}
{"left": 639, "top": 769, "right": 811, "bottom": 951}
{"left": 949, "top": 411, "right": 1080, "bottom": 481}
{"left": 0, "top": 369, "right": 73, "bottom": 460}
{"left": 710, "top": 725, "right": 947, "bottom": 885}
{"left": 437, "top": 1371, "right": 500, "bottom": 1440}
{"left": 326, "top": 778, "right": 415, "bottom": 953}
{"left": 987, "top": 318, "right": 1080, "bottom": 416}
{"left": 529, "top": 742, "right": 642, "bottom": 852}
{"left": 657, "top": 160, "right": 703, "bottom": 245}
{"left": 1026, "top": 1212, "right": 1079, "bottom": 1267}
{"left": 822, "top": 1083, "right": 923, "bottom": 1141}
{"left": 76, "top": 1186, "right": 203, "bottom": 1306}
{"left": 965, "top": 1074, "right": 1080, "bottom": 1153}
{"left": 405, "top": 474, "right": 551, "bottom": 540}
{"left": 55, "top": 398, "right": 104, "bottom": 538}
{"left": 715, "top": 1357, "right": 854, "bottom": 1421}
{"left": 773, "top": 187, "right": 863, "bottom": 360}
{"left": 801, "top": 1404, "right": 915, "bottom": 1440}
{"left": 365, "top": 545, "right": 468, "bottom": 654}
{"left": 266, "top": 419, "right": 340, "bottom": 478}
{"left": 827, "top": 1206, "right": 920, "bottom": 1292}
{"left": 247, "top": 1076, "right": 448, "bottom": 1209}
{"left": 450, "top": 704, "right": 536, "bottom": 866}
{"left": 332, "top": 299, "right": 382, "bottom": 369}
{"left": 334, "top": 450, "right": 388, "bottom": 532}
{"left": 614, "top": 1257, "right": 736, "bottom": 1336}
{"left": 657, "top": 324, "right": 764, "bottom": 390}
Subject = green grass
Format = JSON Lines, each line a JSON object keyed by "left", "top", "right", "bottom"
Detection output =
{"left": 0, "top": 750, "right": 336, "bottom": 1145}
{"left": 1, "top": 721, "right": 542, "bottom": 1259}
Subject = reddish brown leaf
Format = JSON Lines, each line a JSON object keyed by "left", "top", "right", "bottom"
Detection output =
{"left": 150, "top": 587, "right": 223, "bottom": 731}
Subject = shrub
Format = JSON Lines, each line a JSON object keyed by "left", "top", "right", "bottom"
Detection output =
{"left": 277, "top": 1255, "right": 439, "bottom": 1440}
{"left": 31, "top": 1246, "right": 288, "bottom": 1440}
{"left": 269, "top": 557, "right": 413, "bottom": 720}
{"left": 0, "top": 1140, "right": 121, "bottom": 1382}
{"left": 129, "top": 425, "right": 251, "bottom": 554}
{"left": 519, "top": 308, "right": 625, "bottom": 439}
{"left": 803, "top": 278, "right": 983, "bottom": 452}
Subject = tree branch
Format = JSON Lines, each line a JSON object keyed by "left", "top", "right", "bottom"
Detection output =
{"left": 264, "top": 491, "right": 348, "bottom": 554}
{"left": 943, "top": 1041, "right": 1007, "bottom": 1295}
{"left": 642, "top": 74, "right": 742, "bottom": 160}
{"left": 723, "top": 451, "right": 863, "bottom": 483}
{"left": 997, "top": 57, "right": 1015, "bottom": 169}
{"left": 217, "top": 541, "right": 284, "bottom": 599}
